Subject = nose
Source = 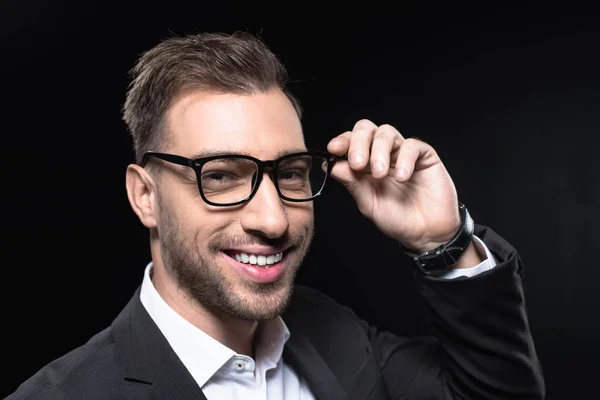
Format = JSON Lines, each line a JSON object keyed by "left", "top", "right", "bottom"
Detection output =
{"left": 240, "top": 173, "right": 289, "bottom": 239}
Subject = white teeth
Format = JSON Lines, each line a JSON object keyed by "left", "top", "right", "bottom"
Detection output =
{"left": 232, "top": 251, "right": 284, "bottom": 267}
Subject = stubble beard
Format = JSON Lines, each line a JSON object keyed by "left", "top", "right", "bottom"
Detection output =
{"left": 157, "top": 207, "right": 313, "bottom": 321}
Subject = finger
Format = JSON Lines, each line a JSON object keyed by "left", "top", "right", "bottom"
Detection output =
{"left": 327, "top": 131, "right": 351, "bottom": 156}
{"left": 347, "top": 119, "right": 377, "bottom": 170}
{"left": 370, "top": 124, "right": 403, "bottom": 179}
{"left": 394, "top": 138, "right": 433, "bottom": 182}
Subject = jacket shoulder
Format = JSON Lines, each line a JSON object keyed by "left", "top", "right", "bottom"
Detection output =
{"left": 7, "top": 327, "right": 122, "bottom": 400}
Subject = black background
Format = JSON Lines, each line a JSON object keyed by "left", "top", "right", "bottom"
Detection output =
{"left": 2, "top": 2, "right": 599, "bottom": 399}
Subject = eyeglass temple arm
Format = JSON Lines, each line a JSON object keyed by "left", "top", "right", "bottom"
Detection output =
{"left": 142, "top": 152, "right": 195, "bottom": 168}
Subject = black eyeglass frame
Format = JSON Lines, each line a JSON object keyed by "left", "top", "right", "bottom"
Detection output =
{"left": 141, "top": 150, "right": 338, "bottom": 207}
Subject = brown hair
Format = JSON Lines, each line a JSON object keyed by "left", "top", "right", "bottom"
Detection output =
{"left": 122, "top": 31, "right": 302, "bottom": 164}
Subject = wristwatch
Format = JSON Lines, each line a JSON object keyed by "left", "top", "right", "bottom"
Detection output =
{"left": 401, "top": 202, "right": 474, "bottom": 275}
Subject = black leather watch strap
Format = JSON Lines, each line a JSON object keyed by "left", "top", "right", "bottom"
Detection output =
{"left": 401, "top": 202, "right": 474, "bottom": 275}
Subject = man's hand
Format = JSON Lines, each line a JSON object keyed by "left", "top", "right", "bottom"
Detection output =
{"left": 327, "top": 119, "right": 462, "bottom": 254}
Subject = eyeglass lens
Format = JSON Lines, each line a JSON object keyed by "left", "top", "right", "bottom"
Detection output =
{"left": 199, "top": 155, "right": 328, "bottom": 204}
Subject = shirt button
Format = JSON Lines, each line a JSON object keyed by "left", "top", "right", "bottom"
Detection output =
{"left": 234, "top": 360, "right": 245, "bottom": 371}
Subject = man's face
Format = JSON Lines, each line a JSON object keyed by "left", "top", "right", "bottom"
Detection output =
{"left": 154, "top": 89, "right": 314, "bottom": 321}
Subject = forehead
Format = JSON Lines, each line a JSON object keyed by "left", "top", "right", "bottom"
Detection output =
{"left": 166, "top": 89, "right": 306, "bottom": 159}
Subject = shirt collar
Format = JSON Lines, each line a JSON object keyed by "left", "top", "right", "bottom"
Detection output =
{"left": 139, "top": 262, "right": 290, "bottom": 387}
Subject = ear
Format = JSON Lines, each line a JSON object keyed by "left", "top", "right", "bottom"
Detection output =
{"left": 126, "top": 164, "right": 158, "bottom": 229}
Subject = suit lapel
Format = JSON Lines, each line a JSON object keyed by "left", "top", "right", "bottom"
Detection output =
{"left": 284, "top": 334, "right": 349, "bottom": 400}
{"left": 111, "top": 287, "right": 207, "bottom": 400}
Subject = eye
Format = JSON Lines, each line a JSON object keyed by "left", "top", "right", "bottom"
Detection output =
{"left": 203, "top": 171, "right": 235, "bottom": 182}
{"left": 278, "top": 169, "right": 306, "bottom": 181}
{"left": 201, "top": 171, "right": 243, "bottom": 191}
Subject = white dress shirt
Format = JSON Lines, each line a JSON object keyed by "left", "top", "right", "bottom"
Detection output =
{"left": 139, "top": 235, "right": 496, "bottom": 399}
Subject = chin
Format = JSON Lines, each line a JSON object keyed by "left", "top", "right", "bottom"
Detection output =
{"left": 229, "top": 277, "right": 295, "bottom": 321}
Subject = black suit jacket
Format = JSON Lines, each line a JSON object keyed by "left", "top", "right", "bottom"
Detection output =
{"left": 6, "top": 225, "right": 545, "bottom": 399}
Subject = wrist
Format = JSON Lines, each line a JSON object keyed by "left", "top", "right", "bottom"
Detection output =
{"left": 401, "top": 232, "right": 458, "bottom": 254}
{"left": 401, "top": 202, "right": 475, "bottom": 275}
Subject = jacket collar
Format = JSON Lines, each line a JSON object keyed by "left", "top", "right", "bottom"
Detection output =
{"left": 111, "top": 286, "right": 207, "bottom": 399}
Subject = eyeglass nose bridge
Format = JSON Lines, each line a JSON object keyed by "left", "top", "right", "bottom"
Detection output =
{"left": 247, "top": 159, "right": 282, "bottom": 203}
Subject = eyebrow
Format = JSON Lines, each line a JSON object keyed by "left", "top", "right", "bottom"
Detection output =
{"left": 187, "top": 148, "right": 309, "bottom": 160}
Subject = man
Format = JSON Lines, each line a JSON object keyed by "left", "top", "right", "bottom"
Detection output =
{"left": 7, "top": 31, "right": 545, "bottom": 399}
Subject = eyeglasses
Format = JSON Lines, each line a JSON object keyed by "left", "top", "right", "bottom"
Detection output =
{"left": 141, "top": 151, "right": 338, "bottom": 206}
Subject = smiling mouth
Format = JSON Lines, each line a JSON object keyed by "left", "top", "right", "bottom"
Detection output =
{"left": 223, "top": 250, "right": 286, "bottom": 268}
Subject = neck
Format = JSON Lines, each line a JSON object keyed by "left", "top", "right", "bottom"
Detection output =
{"left": 151, "top": 263, "right": 259, "bottom": 356}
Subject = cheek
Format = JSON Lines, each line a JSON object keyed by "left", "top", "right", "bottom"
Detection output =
{"left": 182, "top": 208, "right": 238, "bottom": 246}
{"left": 161, "top": 199, "right": 214, "bottom": 241}
{"left": 287, "top": 204, "right": 315, "bottom": 230}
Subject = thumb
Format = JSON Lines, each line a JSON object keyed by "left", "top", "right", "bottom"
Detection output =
{"left": 330, "top": 159, "right": 372, "bottom": 205}
{"left": 330, "top": 158, "right": 359, "bottom": 187}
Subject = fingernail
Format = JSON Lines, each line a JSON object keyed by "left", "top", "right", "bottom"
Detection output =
{"left": 397, "top": 167, "right": 408, "bottom": 179}
{"left": 373, "top": 161, "right": 385, "bottom": 176}
{"left": 351, "top": 152, "right": 365, "bottom": 165}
